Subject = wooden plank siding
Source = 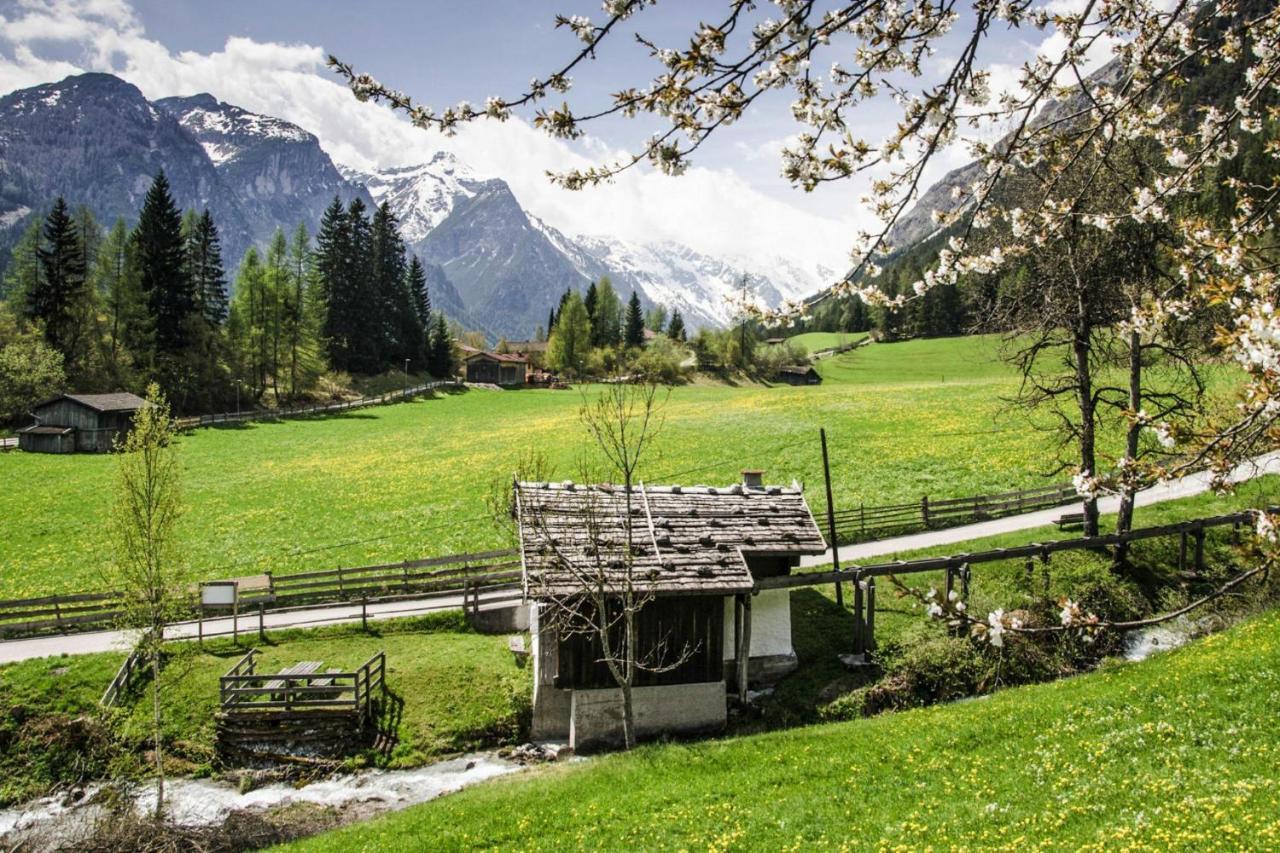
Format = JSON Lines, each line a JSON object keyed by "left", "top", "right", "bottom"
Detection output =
{"left": 555, "top": 595, "right": 725, "bottom": 689}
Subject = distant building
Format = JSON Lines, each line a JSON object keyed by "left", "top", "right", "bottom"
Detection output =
{"left": 776, "top": 365, "right": 822, "bottom": 386}
{"left": 515, "top": 471, "right": 827, "bottom": 750}
{"left": 18, "top": 392, "right": 148, "bottom": 453}
{"left": 462, "top": 348, "right": 528, "bottom": 386}
{"left": 765, "top": 337, "right": 787, "bottom": 346}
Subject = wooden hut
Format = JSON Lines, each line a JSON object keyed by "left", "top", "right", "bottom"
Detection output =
{"left": 514, "top": 472, "right": 826, "bottom": 750}
{"left": 463, "top": 350, "right": 528, "bottom": 386}
{"left": 17, "top": 392, "right": 147, "bottom": 453}
{"left": 777, "top": 364, "right": 822, "bottom": 386}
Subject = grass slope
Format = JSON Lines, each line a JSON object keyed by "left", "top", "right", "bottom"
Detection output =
{"left": 0, "top": 615, "right": 529, "bottom": 806}
{"left": 782, "top": 331, "right": 868, "bottom": 353}
{"left": 286, "top": 609, "right": 1280, "bottom": 852}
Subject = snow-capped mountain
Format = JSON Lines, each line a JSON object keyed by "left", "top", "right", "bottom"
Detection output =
{"left": 353, "top": 155, "right": 835, "bottom": 332}
{"left": 157, "top": 93, "right": 370, "bottom": 246}
{"left": 340, "top": 154, "right": 487, "bottom": 246}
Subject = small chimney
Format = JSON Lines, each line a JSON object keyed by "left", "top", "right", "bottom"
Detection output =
{"left": 742, "top": 469, "right": 765, "bottom": 490}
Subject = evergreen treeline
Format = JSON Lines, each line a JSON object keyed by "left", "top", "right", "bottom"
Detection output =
{"left": 543, "top": 276, "right": 689, "bottom": 378}
{"left": 0, "top": 174, "right": 457, "bottom": 420}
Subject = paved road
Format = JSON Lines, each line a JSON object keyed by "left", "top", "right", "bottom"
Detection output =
{"left": 800, "top": 450, "right": 1280, "bottom": 569}
{"left": 0, "top": 589, "right": 520, "bottom": 665}
{"left": 3, "top": 452, "right": 1276, "bottom": 665}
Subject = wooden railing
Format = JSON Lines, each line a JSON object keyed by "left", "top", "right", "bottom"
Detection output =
{"left": 827, "top": 483, "right": 1079, "bottom": 543}
{"left": 218, "top": 648, "right": 386, "bottom": 720}
{"left": 174, "top": 380, "right": 461, "bottom": 431}
{"left": 100, "top": 630, "right": 155, "bottom": 707}
{"left": 0, "top": 548, "right": 523, "bottom": 641}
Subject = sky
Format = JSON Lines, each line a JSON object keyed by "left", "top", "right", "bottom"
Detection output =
{"left": 0, "top": 0, "right": 1097, "bottom": 276}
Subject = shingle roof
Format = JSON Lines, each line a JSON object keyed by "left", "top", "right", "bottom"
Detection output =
{"left": 38, "top": 392, "right": 148, "bottom": 413}
{"left": 515, "top": 480, "right": 826, "bottom": 598}
{"left": 465, "top": 350, "right": 528, "bottom": 364}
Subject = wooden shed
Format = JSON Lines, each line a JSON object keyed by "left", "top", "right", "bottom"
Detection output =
{"left": 777, "top": 364, "right": 822, "bottom": 386}
{"left": 515, "top": 473, "right": 826, "bottom": 750}
{"left": 18, "top": 392, "right": 148, "bottom": 453}
{"left": 463, "top": 350, "right": 528, "bottom": 386}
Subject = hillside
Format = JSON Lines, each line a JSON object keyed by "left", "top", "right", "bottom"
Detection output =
{"left": 287, "top": 608, "right": 1280, "bottom": 850}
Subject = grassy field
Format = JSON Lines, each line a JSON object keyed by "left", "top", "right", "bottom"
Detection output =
{"left": 781, "top": 331, "right": 868, "bottom": 353}
{"left": 0, "top": 613, "right": 529, "bottom": 806}
{"left": 284, "top": 607, "right": 1280, "bottom": 851}
{"left": 0, "top": 335, "right": 1232, "bottom": 598}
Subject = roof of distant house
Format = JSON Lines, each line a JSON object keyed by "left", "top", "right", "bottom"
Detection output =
{"left": 514, "top": 480, "right": 826, "bottom": 598}
{"left": 36, "top": 392, "right": 149, "bottom": 413}
{"left": 465, "top": 349, "right": 528, "bottom": 364}
{"left": 777, "top": 365, "right": 818, "bottom": 375}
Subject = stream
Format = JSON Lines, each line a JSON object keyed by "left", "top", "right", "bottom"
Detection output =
{"left": 0, "top": 752, "right": 523, "bottom": 846}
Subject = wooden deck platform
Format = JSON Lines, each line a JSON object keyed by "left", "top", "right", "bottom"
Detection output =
{"left": 214, "top": 649, "right": 386, "bottom": 762}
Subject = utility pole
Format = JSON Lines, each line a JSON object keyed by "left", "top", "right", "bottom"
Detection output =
{"left": 403, "top": 358, "right": 410, "bottom": 398}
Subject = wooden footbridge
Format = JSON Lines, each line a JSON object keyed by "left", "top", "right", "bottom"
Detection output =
{"left": 215, "top": 648, "right": 387, "bottom": 761}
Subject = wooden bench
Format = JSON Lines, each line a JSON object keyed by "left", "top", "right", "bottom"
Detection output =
{"left": 264, "top": 661, "right": 322, "bottom": 702}
{"left": 1056, "top": 512, "right": 1086, "bottom": 530}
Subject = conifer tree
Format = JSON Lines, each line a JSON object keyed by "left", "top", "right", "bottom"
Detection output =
{"left": 1, "top": 216, "right": 41, "bottom": 304}
{"left": 666, "top": 309, "right": 686, "bottom": 342}
{"left": 29, "top": 197, "right": 92, "bottom": 377}
{"left": 186, "top": 210, "right": 228, "bottom": 326}
{"left": 344, "top": 198, "right": 379, "bottom": 373}
{"left": 315, "top": 197, "right": 353, "bottom": 371}
{"left": 624, "top": 290, "right": 644, "bottom": 348}
{"left": 134, "top": 171, "right": 194, "bottom": 355}
{"left": 283, "top": 223, "right": 324, "bottom": 400}
{"left": 406, "top": 255, "right": 431, "bottom": 367}
{"left": 592, "top": 277, "right": 622, "bottom": 347}
{"left": 584, "top": 280, "right": 598, "bottom": 327}
{"left": 96, "top": 218, "right": 149, "bottom": 382}
{"left": 428, "top": 312, "right": 455, "bottom": 379}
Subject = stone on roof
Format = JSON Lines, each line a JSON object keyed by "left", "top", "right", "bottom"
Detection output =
{"left": 514, "top": 480, "right": 826, "bottom": 598}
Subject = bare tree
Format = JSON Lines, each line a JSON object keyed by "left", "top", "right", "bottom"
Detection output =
{"left": 106, "top": 383, "right": 186, "bottom": 820}
{"left": 518, "top": 382, "right": 693, "bottom": 749}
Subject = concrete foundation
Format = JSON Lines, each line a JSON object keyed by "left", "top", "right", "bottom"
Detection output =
{"left": 569, "top": 681, "right": 727, "bottom": 752}
{"left": 724, "top": 652, "right": 798, "bottom": 685}
{"left": 465, "top": 603, "right": 529, "bottom": 634}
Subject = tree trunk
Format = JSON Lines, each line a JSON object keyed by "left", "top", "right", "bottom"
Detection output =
{"left": 1115, "top": 329, "right": 1143, "bottom": 562}
{"left": 150, "top": 643, "right": 165, "bottom": 820}
{"left": 1072, "top": 314, "right": 1100, "bottom": 537}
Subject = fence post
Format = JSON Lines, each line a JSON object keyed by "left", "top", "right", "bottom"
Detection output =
{"left": 860, "top": 501, "right": 866, "bottom": 539}
{"left": 258, "top": 602, "right": 266, "bottom": 642}
{"left": 1178, "top": 530, "right": 1188, "bottom": 573}
{"left": 819, "top": 428, "right": 843, "bottom": 608}
{"left": 54, "top": 599, "right": 63, "bottom": 633}
{"left": 961, "top": 562, "right": 971, "bottom": 600}
{"left": 852, "top": 575, "right": 866, "bottom": 657}
{"left": 863, "top": 578, "right": 877, "bottom": 651}
{"left": 1194, "top": 528, "right": 1206, "bottom": 573}
{"left": 362, "top": 597, "right": 369, "bottom": 632}
{"left": 945, "top": 564, "right": 955, "bottom": 601}
{"left": 921, "top": 495, "right": 930, "bottom": 528}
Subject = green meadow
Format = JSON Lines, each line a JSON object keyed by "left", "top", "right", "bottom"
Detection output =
{"left": 0, "top": 335, "right": 1233, "bottom": 598}
{"left": 284, "top": 608, "right": 1280, "bottom": 851}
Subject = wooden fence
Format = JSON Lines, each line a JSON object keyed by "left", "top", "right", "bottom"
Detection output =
{"left": 827, "top": 482, "right": 1079, "bottom": 543}
{"left": 0, "top": 548, "right": 523, "bottom": 641}
{"left": 218, "top": 648, "right": 386, "bottom": 719}
{"left": 763, "top": 508, "right": 1265, "bottom": 655}
{"left": 174, "top": 380, "right": 461, "bottom": 430}
{"left": 100, "top": 630, "right": 156, "bottom": 707}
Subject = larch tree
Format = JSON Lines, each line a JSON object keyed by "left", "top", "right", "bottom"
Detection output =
{"left": 548, "top": 290, "right": 592, "bottom": 377}
{"left": 107, "top": 382, "right": 184, "bottom": 821}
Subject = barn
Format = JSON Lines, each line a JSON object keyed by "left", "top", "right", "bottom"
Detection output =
{"left": 514, "top": 471, "right": 827, "bottom": 750}
{"left": 777, "top": 364, "right": 822, "bottom": 385}
{"left": 463, "top": 349, "right": 528, "bottom": 386}
{"left": 17, "top": 392, "right": 148, "bottom": 454}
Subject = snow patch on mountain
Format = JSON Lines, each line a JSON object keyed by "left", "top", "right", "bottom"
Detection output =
{"left": 341, "top": 153, "right": 490, "bottom": 246}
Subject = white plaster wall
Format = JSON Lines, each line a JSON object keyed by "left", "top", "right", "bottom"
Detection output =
{"left": 722, "top": 589, "right": 794, "bottom": 660}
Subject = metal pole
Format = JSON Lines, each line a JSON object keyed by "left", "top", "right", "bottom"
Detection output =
{"left": 820, "top": 428, "right": 843, "bottom": 607}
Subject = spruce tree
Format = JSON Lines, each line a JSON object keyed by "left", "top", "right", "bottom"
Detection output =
{"left": 187, "top": 210, "right": 228, "bottom": 326}
{"left": 624, "top": 290, "right": 645, "bottom": 348}
{"left": 407, "top": 256, "right": 431, "bottom": 324}
{"left": 667, "top": 309, "right": 686, "bottom": 342}
{"left": 315, "top": 197, "right": 353, "bottom": 371}
{"left": 344, "top": 198, "right": 379, "bottom": 373}
{"left": 584, "top": 280, "right": 598, "bottom": 327}
{"left": 429, "top": 312, "right": 455, "bottom": 379}
{"left": 371, "top": 202, "right": 421, "bottom": 369}
{"left": 134, "top": 171, "right": 194, "bottom": 355}
{"left": 29, "top": 197, "right": 91, "bottom": 375}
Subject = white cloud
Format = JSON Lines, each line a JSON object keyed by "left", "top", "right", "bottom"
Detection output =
{"left": 0, "top": 0, "right": 860, "bottom": 279}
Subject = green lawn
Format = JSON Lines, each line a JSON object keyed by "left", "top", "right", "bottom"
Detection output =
{"left": 0, "top": 335, "right": 1238, "bottom": 598}
{"left": 283, "top": 607, "right": 1280, "bottom": 851}
{"left": 0, "top": 613, "right": 530, "bottom": 806}
{"left": 781, "top": 331, "right": 867, "bottom": 353}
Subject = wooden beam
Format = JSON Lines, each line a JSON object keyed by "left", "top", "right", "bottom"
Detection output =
{"left": 737, "top": 594, "right": 752, "bottom": 703}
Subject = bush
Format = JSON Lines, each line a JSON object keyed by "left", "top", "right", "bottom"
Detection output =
{"left": 0, "top": 335, "right": 65, "bottom": 424}
{"left": 631, "top": 336, "right": 690, "bottom": 384}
